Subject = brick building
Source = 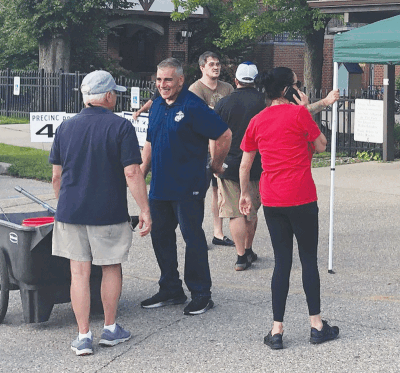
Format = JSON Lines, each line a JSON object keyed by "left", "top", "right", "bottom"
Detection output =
{"left": 308, "top": 0, "right": 400, "bottom": 89}
{"left": 99, "top": 0, "right": 208, "bottom": 79}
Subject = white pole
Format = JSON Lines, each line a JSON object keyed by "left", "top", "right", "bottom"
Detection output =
{"left": 328, "top": 61, "right": 339, "bottom": 274}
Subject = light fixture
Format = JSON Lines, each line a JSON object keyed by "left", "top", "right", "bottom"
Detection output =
{"left": 176, "top": 28, "right": 192, "bottom": 44}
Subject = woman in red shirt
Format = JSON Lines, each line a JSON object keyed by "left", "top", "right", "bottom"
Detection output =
{"left": 239, "top": 67, "right": 339, "bottom": 349}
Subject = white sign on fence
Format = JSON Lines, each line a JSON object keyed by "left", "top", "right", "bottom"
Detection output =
{"left": 30, "top": 111, "right": 148, "bottom": 146}
{"left": 13, "top": 77, "right": 20, "bottom": 96}
{"left": 354, "top": 99, "right": 384, "bottom": 143}
{"left": 131, "top": 87, "right": 140, "bottom": 109}
{"left": 122, "top": 111, "right": 148, "bottom": 147}
{"left": 30, "top": 112, "right": 76, "bottom": 143}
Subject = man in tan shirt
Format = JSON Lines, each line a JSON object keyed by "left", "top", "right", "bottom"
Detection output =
{"left": 189, "top": 51, "right": 234, "bottom": 247}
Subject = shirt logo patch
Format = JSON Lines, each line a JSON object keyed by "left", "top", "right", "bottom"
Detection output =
{"left": 175, "top": 111, "right": 184, "bottom": 122}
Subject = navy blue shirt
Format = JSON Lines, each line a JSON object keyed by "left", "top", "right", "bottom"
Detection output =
{"left": 49, "top": 106, "right": 142, "bottom": 225}
{"left": 147, "top": 86, "right": 228, "bottom": 200}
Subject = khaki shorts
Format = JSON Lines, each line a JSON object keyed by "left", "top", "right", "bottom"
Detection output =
{"left": 217, "top": 178, "right": 261, "bottom": 220}
{"left": 52, "top": 221, "right": 133, "bottom": 265}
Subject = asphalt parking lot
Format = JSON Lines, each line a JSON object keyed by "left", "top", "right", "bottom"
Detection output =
{"left": 1, "top": 159, "right": 400, "bottom": 372}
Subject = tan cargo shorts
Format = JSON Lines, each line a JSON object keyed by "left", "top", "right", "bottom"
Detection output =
{"left": 52, "top": 220, "right": 133, "bottom": 265}
{"left": 217, "top": 178, "right": 261, "bottom": 220}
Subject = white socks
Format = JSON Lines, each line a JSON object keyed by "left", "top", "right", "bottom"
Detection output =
{"left": 78, "top": 323, "right": 116, "bottom": 340}
{"left": 78, "top": 330, "right": 92, "bottom": 341}
{"left": 104, "top": 323, "right": 116, "bottom": 333}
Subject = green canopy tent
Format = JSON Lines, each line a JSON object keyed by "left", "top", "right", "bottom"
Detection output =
{"left": 334, "top": 14, "right": 400, "bottom": 64}
{"left": 327, "top": 15, "right": 400, "bottom": 272}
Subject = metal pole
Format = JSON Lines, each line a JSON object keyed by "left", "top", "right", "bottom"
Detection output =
{"left": 328, "top": 61, "right": 339, "bottom": 274}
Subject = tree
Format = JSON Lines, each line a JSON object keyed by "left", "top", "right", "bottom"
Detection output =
{"left": 171, "top": 0, "right": 331, "bottom": 92}
{"left": 0, "top": 0, "right": 132, "bottom": 72}
{"left": 0, "top": 2, "right": 38, "bottom": 70}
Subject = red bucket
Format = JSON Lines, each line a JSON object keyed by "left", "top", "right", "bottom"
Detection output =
{"left": 22, "top": 217, "right": 55, "bottom": 227}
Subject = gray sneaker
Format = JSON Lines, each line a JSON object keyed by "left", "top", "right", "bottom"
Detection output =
{"left": 99, "top": 324, "right": 131, "bottom": 347}
{"left": 71, "top": 337, "right": 93, "bottom": 356}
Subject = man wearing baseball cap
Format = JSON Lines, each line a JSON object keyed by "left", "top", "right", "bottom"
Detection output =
{"left": 214, "top": 62, "right": 266, "bottom": 271}
{"left": 49, "top": 70, "right": 152, "bottom": 355}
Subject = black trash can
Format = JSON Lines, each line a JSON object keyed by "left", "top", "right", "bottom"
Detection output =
{"left": 0, "top": 211, "right": 102, "bottom": 323}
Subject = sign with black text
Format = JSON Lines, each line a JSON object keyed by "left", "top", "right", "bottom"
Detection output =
{"left": 354, "top": 99, "right": 383, "bottom": 143}
{"left": 122, "top": 111, "right": 148, "bottom": 147}
{"left": 30, "top": 112, "right": 76, "bottom": 142}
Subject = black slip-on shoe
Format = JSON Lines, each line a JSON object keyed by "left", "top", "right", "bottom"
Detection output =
{"left": 264, "top": 331, "right": 283, "bottom": 350}
{"left": 141, "top": 292, "right": 187, "bottom": 309}
{"left": 310, "top": 320, "right": 339, "bottom": 344}
{"left": 212, "top": 236, "right": 235, "bottom": 246}
{"left": 246, "top": 250, "right": 258, "bottom": 263}
{"left": 183, "top": 297, "right": 214, "bottom": 315}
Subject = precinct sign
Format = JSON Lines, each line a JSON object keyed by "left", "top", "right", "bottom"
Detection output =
{"left": 30, "top": 112, "right": 76, "bottom": 143}
{"left": 30, "top": 111, "right": 148, "bottom": 146}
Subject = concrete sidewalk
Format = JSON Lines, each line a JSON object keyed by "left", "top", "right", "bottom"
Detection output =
{"left": 0, "top": 123, "right": 52, "bottom": 151}
{"left": 1, "top": 126, "right": 400, "bottom": 372}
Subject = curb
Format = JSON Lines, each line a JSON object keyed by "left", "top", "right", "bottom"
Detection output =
{"left": 0, "top": 162, "right": 11, "bottom": 175}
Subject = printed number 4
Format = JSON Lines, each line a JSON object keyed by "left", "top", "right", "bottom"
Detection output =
{"left": 35, "top": 124, "right": 54, "bottom": 138}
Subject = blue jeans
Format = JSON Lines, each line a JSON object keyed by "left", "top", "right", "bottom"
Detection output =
{"left": 149, "top": 198, "right": 212, "bottom": 298}
{"left": 263, "top": 202, "right": 321, "bottom": 322}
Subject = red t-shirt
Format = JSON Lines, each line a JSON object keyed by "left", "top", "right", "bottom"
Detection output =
{"left": 240, "top": 104, "right": 321, "bottom": 207}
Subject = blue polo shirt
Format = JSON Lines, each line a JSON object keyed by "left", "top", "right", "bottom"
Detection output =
{"left": 147, "top": 86, "right": 228, "bottom": 201}
{"left": 49, "top": 106, "right": 142, "bottom": 225}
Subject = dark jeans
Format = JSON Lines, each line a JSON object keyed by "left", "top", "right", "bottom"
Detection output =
{"left": 149, "top": 198, "right": 212, "bottom": 298}
{"left": 263, "top": 202, "right": 321, "bottom": 322}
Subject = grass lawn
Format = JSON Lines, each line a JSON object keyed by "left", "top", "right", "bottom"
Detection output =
{"left": 0, "top": 116, "right": 29, "bottom": 125}
{"left": 0, "top": 143, "right": 52, "bottom": 181}
{"left": 0, "top": 144, "right": 369, "bottom": 184}
{"left": 0, "top": 143, "right": 153, "bottom": 184}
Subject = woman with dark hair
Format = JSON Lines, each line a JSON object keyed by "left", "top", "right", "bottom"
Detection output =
{"left": 239, "top": 67, "right": 339, "bottom": 349}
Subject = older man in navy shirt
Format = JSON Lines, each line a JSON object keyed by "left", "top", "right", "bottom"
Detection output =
{"left": 50, "top": 70, "right": 151, "bottom": 355}
{"left": 140, "top": 58, "right": 232, "bottom": 315}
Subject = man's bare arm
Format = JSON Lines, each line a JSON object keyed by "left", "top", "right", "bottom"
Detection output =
{"left": 124, "top": 164, "right": 152, "bottom": 236}
{"left": 209, "top": 128, "right": 232, "bottom": 174}
{"left": 140, "top": 141, "right": 152, "bottom": 178}
{"left": 307, "top": 89, "right": 340, "bottom": 115}
{"left": 52, "top": 165, "right": 62, "bottom": 199}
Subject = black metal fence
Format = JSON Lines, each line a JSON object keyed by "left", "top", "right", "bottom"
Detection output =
{"left": 1, "top": 69, "right": 398, "bottom": 156}
{"left": 309, "top": 88, "right": 400, "bottom": 157}
{"left": 0, "top": 69, "right": 155, "bottom": 117}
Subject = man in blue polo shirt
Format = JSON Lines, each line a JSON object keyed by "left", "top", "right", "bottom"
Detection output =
{"left": 140, "top": 58, "right": 232, "bottom": 315}
{"left": 49, "top": 70, "right": 151, "bottom": 355}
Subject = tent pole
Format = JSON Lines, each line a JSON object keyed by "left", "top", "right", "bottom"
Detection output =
{"left": 328, "top": 62, "right": 339, "bottom": 274}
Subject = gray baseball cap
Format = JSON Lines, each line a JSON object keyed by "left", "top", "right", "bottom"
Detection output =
{"left": 81, "top": 70, "right": 127, "bottom": 95}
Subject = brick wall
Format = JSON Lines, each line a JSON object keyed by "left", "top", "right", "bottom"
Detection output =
{"left": 321, "top": 37, "right": 334, "bottom": 91}
{"left": 253, "top": 38, "right": 334, "bottom": 91}
{"left": 167, "top": 19, "right": 189, "bottom": 63}
{"left": 373, "top": 65, "right": 400, "bottom": 87}
{"left": 273, "top": 44, "right": 305, "bottom": 83}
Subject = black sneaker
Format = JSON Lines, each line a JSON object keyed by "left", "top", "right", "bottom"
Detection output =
{"left": 310, "top": 320, "right": 339, "bottom": 344}
{"left": 141, "top": 291, "right": 187, "bottom": 309}
{"left": 212, "top": 236, "right": 235, "bottom": 246}
{"left": 235, "top": 254, "right": 251, "bottom": 271}
{"left": 183, "top": 297, "right": 214, "bottom": 315}
{"left": 246, "top": 248, "right": 258, "bottom": 263}
{"left": 264, "top": 331, "right": 283, "bottom": 350}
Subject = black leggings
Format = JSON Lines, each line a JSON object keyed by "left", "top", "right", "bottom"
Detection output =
{"left": 263, "top": 202, "right": 321, "bottom": 322}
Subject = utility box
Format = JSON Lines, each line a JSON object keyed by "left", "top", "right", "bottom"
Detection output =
{"left": 338, "top": 63, "right": 363, "bottom": 97}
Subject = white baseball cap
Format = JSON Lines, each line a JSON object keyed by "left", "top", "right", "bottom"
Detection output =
{"left": 81, "top": 70, "right": 127, "bottom": 95}
{"left": 235, "top": 62, "right": 258, "bottom": 83}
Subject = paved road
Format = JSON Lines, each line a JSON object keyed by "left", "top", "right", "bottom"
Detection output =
{"left": 1, "top": 160, "right": 400, "bottom": 372}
